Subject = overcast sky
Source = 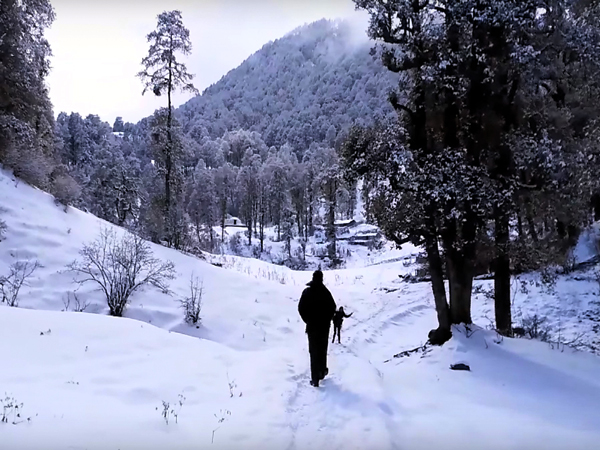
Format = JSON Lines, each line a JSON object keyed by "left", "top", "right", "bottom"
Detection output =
{"left": 45, "top": 0, "right": 369, "bottom": 126}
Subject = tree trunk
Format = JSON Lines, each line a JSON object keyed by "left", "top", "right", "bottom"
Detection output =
{"left": 516, "top": 210, "right": 524, "bottom": 240}
{"left": 426, "top": 237, "right": 451, "bottom": 330}
{"left": 296, "top": 203, "right": 303, "bottom": 236}
{"left": 308, "top": 192, "right": 314, "bottom": 236}
{"left": 592, "top": 193, "right": 600, "bottom": 221}
{"left": 259, "top": 209, "right": 265, "bottom": 253}
{"left": 327, "top": 180, "right": 337, "bottom": 260}
{"left": 494, "top": 207, "right": 512, "bottom": 335}
{"left": 526, "top": 214, "right": 538, "bottom": 242}
{"left": 255, "top": 198, "right": 258, "bottom": 238}
{"left": 424, "top": 234, "right": 452, "bottom": 344}
{"left": 195, "top": 219, "right": 201, "bottom": 246}
{"left": 221, "top": 206, "right": 225, "bottom": 246}
{"left": 247, "top": 220, "right": 252, "bottom": 246}
{"left": 441, "top": 217, "right": 473, "bottom": 326}
{"left": 446, "top": 252, "right": 474, "bottom": 325}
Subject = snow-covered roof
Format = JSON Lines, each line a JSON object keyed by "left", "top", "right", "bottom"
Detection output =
{"left": 334, "top": 219, "right": 356, "bottom": 226}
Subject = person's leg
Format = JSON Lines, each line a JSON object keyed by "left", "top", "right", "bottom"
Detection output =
{"left": 307, "top": 333, "right": 320, "bottom": 385}
{"left": 321, "top": 328, "right": 330, "bottom": 379}
{"left": 338, "top": 325, "right": 342, "bottom": 343}
{"left": 332, "top": 326, "right": 336, "bottom": 343}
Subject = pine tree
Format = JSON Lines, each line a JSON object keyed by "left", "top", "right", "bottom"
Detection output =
{"left": 88, "top": 144, "right": 140, "bottom": 226}
{"left": 263, "top": 151, "right": 291, "bottom": 241}
{"left": 138, "top": 10, "right": 198, "bottom": 247}
{"left": 314, "top": 146, "right": 341, "bottom": 264}
{"left": 257, "top": 165, "right": 270, "bottom": 253}
{"left": 0, "top": 0, "right": 56, "bottom": 187}
{"left": 214, "top": 163, "right": 237, "bottom": 244}
{"left": 289, "top": 160, "right": 309, "bottom": 238}
{"left": 113, "top": 117, "right": 125, "bottom": 132}
{"left": 145, "top": 108, "right": 188, "bottom": 248}
{"left": 187, "top": 160, "right": 218, "bottom": 250}
{"left": 237, "top": 151, "right": 262, "bottom": 246}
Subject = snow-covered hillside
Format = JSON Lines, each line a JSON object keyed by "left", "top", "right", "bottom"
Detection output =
{"left": 2, "top": 167, "right": 600, "bottom": 449}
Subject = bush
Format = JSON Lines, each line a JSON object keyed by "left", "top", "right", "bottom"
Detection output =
{"left": 1, "top": 127, "right": 53, "bottom": 190}
{"left": 367, "top": 233, "right": 385, "bottom": 251}
{"left": 521, "top": 314, "right": 552, "bottom": 341}
{"left": 62, "top": 291, "right": 90, "bottom": 312}
{"left": 0, "top": 219, "right": 6, "bottom": 241}
{"left": 229, "top": 233, "right": 242, "bottom": 255}
{"left": 0, "top": 206, "right": 7, "bottom": 241}
{"left": 0, "top": 259, "right": 41, "bottom": 307}
{"left": 50, "top": 165, "right": 81, "bottom": 209}
{"left": 68, "top": 227, "right": 175, "bottom": 317}
{"left": 180, "top": 275, "right": 203, "bottom": 325}
{"left": 285, "top": 257, "right": 308, "bottom": 270}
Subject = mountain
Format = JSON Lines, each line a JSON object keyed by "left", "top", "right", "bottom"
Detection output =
{"left": 177, "top": 19, "right": 398, "bottom": 153}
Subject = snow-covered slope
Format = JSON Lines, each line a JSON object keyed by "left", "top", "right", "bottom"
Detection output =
{"left": 2, "top": 167, "right": 600, "bottom": 449}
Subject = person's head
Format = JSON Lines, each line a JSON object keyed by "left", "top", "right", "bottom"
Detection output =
{"left": 339, "top": 306, "right": 344, "bottom": 312}
{"left": 312, "top": 270, "right": 323, "bottom": 284}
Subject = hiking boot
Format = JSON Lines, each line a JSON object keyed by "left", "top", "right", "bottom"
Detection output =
{"left": 310, "top": 379, "right": 319, "bottom": 387}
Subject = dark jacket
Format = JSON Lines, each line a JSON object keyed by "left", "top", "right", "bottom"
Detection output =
{"left": 298, "top": 280, "right": 336, "bottom": 333}
{"left": 333, "top": 310, "right": 352, "bottom": 327}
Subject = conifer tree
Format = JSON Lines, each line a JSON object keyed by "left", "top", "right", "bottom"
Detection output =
{"left": 138, "top": 10, "right": 198, "bottom": 247}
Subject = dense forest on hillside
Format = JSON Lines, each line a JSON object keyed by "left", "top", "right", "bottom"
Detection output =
{"left": 177, "top": 19, "right": 398, "bottom": 155}
{"left": 41, "top": 19, "right": 399, "bottom": 267}
{"left": 21, "top": 19, "right": 396, "bottom": 268}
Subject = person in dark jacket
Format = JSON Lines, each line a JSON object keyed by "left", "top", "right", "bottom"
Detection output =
{"left": 332, "top": 306, "right": 353, "bottom": 344}
{"left": 298, "top": 270, "right": 336, "bottom": 387}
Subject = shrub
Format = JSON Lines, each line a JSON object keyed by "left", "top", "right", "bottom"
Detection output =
{"left": 0, "top": 219, "right": 6, "bottom": 241}
{"left": 229, "top": 233, "right": 242, "bottom": 255}
{"left": 521, "top": 314, "right": 552, "bottom": 341}
{"left": 0, "top": 206, "right": 7, "bottom": 241}
{"left": 179, "top": 274, "right": 203, "bottom": 325}
{"left": 62, "top": 291, "right": 90, "bottom": 312}
{"left": 68, "top": 227, "right": 175, "bottom": 317}
{"left": 49, "top": 165, "right": 81, "bottom": 209}
{"left": 0, "top": 259, "right": 41, "bottom": 307}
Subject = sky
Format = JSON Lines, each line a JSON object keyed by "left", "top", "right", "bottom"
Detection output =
{"left": 46, "top": 0, "right": 369, "bottom": 126}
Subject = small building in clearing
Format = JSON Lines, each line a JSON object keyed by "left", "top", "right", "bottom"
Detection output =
{"left": 224, "top": 216, "right": 245, "bottom": 227}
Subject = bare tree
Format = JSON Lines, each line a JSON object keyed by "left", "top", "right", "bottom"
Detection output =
{"left": 68, "top": 227, "right": 176, "bottom": 317}
{"left": 0, "top": 207, "right": 7, "bottom": 241}
{"left": 62, "top": 291, "right": 90, "bottom": 312}
{"left": 0, "top": 219, "right": 6, "bottom": 242}
{"left": 0, "top": 259, "right": 41, "bottom": 307}
{"left": 179, "top": 274, "right": 203, "bottom": 325}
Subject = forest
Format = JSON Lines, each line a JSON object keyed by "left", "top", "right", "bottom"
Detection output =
{"left": 2, "top": 0, "right": 600, "bottom": 343}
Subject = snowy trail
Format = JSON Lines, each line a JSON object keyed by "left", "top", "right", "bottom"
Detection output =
{"left": 284, "top": 349, "right": 398, "bottom": 450}
{"left": 282, "top": 282, "right": 428, "bottom": 450}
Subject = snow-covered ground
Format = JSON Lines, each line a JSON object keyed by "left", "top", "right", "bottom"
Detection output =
{"left": 212, "top": 189, "right": 415, "bottom": 271}
{"left": 2, "top": 167, "right": 600, "bottom": 449}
